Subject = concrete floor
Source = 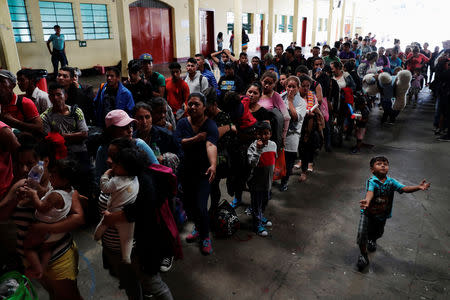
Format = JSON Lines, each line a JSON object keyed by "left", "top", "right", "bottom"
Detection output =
{"left": 2, "top": 88, "right": 449, "bottom": 299}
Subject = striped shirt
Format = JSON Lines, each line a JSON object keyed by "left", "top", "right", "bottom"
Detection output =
{"left": 12, "top": 205, "right": 72, "bottom": 263}
{"left": 98, "top": 192, "right": 132, "bottom": 253}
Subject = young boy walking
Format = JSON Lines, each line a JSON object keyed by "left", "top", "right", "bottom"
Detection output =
{"left": 247, "top": 121, "right": 277, "bottom": 236}
{"left": 356, "top": 156, "right": 431, "bottom": 271}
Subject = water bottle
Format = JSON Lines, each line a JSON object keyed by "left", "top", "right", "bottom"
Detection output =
{"left": 28, "top": 161, "right": 45, "bottom": 184}
{"left": 152, "top": 143, "right": 161, "bottom": 157}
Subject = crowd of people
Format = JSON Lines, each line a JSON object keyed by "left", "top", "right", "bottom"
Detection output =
{"left": 0, "top": 29, "right": 448, "bottom": 299}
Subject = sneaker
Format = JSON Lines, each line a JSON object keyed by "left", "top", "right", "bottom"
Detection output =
{"left": 351, "top": 147, "right": 360, "bottom": 154}
{"left": 261, "top": 217, "right": 272, "bottom": 227}
{"left": 357, "top": 254, "right": 369, "bottom": 271}
{"left": 244, "top": 206, "right": 253, "bottom": 216}
{"left": 231, "top": 197, "right": 241, "bottom": 208}
{"left": 186, "top": 228, "right": 199, "bottom": 243}
{"left": 367, "top": 240, "right": 377, "bottom": 252}
{"left": 279, "top": 183, "right": 288, "bottom": 192}
{"left": 160, "top": 256, "right": 174, "bottom": 272}
{"left": 256, "top": 225, "right": 268, "bottom": 237}
{"left": 437, "top": 135, "right": 450, "bottom": 142}
{"left": 201, "top": 238, "right": 213, "bottom": 255}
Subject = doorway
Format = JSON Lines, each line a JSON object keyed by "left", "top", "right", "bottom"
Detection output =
{"left": 129, "top": 0, "right": 174, "bottom": 64}
{"left": 199, "top": 10, "right": 214, "bottom": 56}
{"left": 301, "top": 17, "right": 307, "bottom": 47}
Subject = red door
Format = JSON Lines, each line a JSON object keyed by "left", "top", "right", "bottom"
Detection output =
{"left": 301, "top": 17, "right": 307, "bottom": 47}
{"left": 199, "top": 10, "right": 214, "bottom": 57}
{"left": 129, "top": 7, "right": 173, "bottom": 64}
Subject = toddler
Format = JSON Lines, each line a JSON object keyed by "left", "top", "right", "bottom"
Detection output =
{"left": 94, "top": 143, "right": 143, "bottom": 263}
{"left": 356, "top": 156, "right": 430, "bottom": 271}
{"left": 247, "top": 121, "right": 277, "bottom": 236}
{"left": 351, "top": 98, "right": 370, "bottom": 153}
{"left": 21, "top": 159, "right": 74, "bottom": 279}
{"left": 407, "top": 68, "right": 424, "bottom": 106}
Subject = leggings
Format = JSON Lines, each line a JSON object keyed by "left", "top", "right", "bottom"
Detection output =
{"left": 182, "top": 175, "right": 211, "bottom": 239}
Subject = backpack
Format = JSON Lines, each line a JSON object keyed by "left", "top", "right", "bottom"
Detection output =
{"left": 15, "top": 96, "right": 26, "bottom": 121}
{"left": 213, "top": 200, "right": 240, "bottom": 237}
{"left": 269, "top": 108, "right": 284, "bottom": 148}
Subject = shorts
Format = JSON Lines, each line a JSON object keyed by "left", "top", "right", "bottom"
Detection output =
{"left": 356, "top": 213, "right": 386, "bottom": 245}
{"left": 44, "top": 242, "right": 79, "bottom": 281}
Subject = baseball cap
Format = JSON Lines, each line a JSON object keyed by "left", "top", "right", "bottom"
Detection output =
{"left": 139, "top": 53, "right": 153, "bottom": 61}
{"left": 105, "top": 109, "right": 136, "bottom": 128}
{"left": 0, "top": 70, "right": 17, "bottom": 84}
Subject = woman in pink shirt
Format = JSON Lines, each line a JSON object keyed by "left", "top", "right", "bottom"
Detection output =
{"left": 258, "top": 71, "right": 290, "bottom": 144}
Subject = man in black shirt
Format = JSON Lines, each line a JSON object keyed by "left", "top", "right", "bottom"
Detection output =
{"left": 217, "top": 62, "right": 244, "bottom": 103}
{"left": 124, "top": 59, "right": 147, "bottom": 103}
{"left": 57, "top": 66, "right": 94, "bottom": 125}
{"left": 306, "top": 46, "right": 321, "bottom": 70}
{"left": 234, "top": 52, "right": 255, "bottom": 88}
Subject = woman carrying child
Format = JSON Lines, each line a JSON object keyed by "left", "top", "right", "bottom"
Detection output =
{"left": 0, "top": 135, "right": 84, "bottom": 300}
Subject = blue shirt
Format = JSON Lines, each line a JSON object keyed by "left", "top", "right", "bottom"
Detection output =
{"left": 201, "top": 69, "right": 219, "bottom": 95}
{"left": 389, "top": 57, "right": 402, "bottom": 74}
{"left": 352, "top": 48, "right": 362, "bottom": 67}
{"left": 174, "top": 118, "right": 218, "bottom": 177}
{"left": 366, "top": 175, "right": 405, "bottom": 219}
{"left": 94, "top": 82, "right": 135, "bottom": 127}
{"left": 95, "top": 138, "right": 159, "bottom": 183}
{"left": 49, "top": 34, "right": 65, "bottom": 51}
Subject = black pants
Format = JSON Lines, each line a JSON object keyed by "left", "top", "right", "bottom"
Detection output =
{"left": 299, "top": 141, "right": 314, "bottom": 173}
{"left": 281, "top": 151, "right": 297, "bottom": 185}
{"left": 182, "top": 175, "right": 211, "bottom": 239}
{"left": 51, "top": 50, "right": 68, "bottom": 76}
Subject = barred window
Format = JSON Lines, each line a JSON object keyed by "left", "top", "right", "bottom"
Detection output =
{"left": 7, "top": 0, "right": 32, "bottom": 42}
{"left": 80, "top": 3, "right": 110, "bottom": 40}
{"left": 39, "top": 1, "right": 76, "bottom": 40}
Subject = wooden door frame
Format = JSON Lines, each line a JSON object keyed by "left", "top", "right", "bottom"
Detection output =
{"left": 199, "top": 8, "right": 215, "bottom": 55}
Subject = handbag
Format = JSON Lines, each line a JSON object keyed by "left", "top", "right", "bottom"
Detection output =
{"left": 273, "top": 149, "right": 287, "bottom": 181}
{"left": 320, "top": 97, "right": 330, "bottom": 122}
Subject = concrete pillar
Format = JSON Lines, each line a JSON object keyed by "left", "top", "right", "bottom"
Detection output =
{"left": 292, "top": 0, "right": 299, "bottom": 44}
{"left": 311, "top": 0, "right": 318, "bottom": 46}
{"left": 339, "top": 0, "right": 346, "bottom": 39}
{"left": 267, "top": 0, "right": 274, "bottom": 50}
{"left": 72, "top": 0, "right": 84, "bottom": 40}
{"left": 327, "top": 0, "right": 333, "bottom": 45}
{"left": 233, "top": 0, "right": 242, "bottom": 54}
{"left": 188, "top": 0, "right": 200, "bottom": 56}
{"left": 350, "top": 1, "right": 356, "bottom": 38}
{"left": 0, "top": 0, "right": 21, "bottom": 73}
{"left": 116, "top": 0, "right": 133, "bottom": 77}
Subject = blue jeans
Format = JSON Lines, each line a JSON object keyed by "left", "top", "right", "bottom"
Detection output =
{"left": 250, "top": 190, "right": 269, "bottom": 227}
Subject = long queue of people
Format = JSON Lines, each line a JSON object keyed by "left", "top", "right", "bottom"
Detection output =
{"left": 0, "top": 32, "right": 449, "bottom": 299}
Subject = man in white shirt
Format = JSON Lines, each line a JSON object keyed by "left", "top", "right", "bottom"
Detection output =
{"left": 184, "top": 58, "right": 209, "bottom": 94}
{"left": 17, "top": 69, "right": 51, "bottom": 114}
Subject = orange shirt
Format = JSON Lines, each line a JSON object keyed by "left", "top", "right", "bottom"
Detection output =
{"left": 165, "top": 77, "right": 190, "bottom": 112}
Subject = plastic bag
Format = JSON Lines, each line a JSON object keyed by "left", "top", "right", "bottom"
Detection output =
{"left": 0, "top": 271, "right": 37, "bottom": 300}
{"left": 273, "top": 149, "right": 286, "bottom": 181}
